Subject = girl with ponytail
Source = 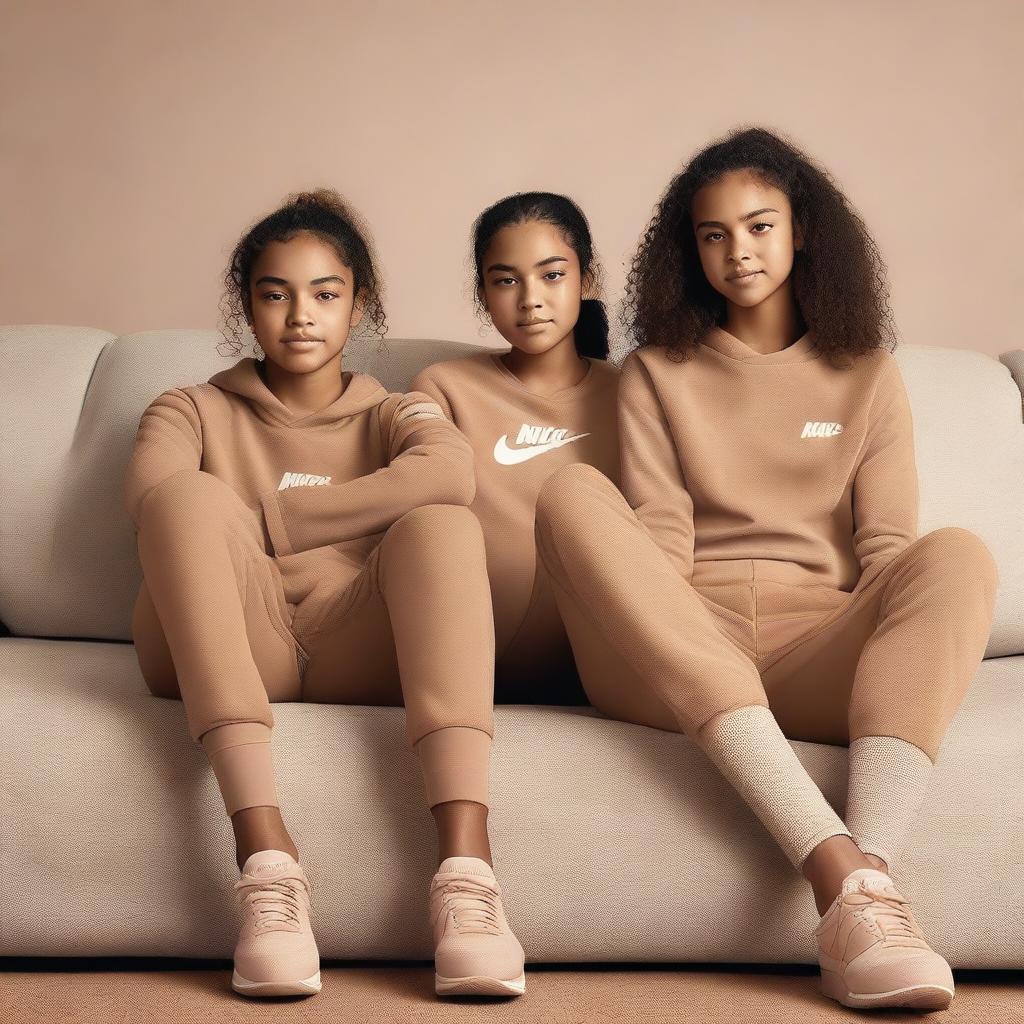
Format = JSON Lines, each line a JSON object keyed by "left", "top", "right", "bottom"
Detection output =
{"left": 412, "top": 192, "right": 620, "bottom": 703}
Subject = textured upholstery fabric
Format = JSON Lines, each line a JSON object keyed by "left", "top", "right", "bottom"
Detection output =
{"left": 1, "top": 328, "right": 1022, "bottom": 965}
{"left": 1, "top": 638, "right": 1022, "bottom": 965}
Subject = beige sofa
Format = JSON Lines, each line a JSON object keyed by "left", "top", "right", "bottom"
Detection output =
{"left": 2, "top": 325, "right": 1023, "bottom": 966}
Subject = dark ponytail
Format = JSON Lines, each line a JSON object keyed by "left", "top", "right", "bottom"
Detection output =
{"left": 575, "top": 298, "right": 609, "bottom": 359}
{"left": 471, "top": 191, "right": 610, "bottom": 360}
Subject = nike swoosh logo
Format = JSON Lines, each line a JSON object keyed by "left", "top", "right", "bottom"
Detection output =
{"left": 493, "top": 432, "right": 590, "bottom": 466}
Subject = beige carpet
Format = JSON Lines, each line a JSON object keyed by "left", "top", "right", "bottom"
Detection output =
{"left": 2, "top": 962, "right": 1022, "bottom": 1023}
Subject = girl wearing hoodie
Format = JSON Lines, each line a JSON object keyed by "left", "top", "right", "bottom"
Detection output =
{"left": 124, "top": 189, "right": 525, "bottom": 1000}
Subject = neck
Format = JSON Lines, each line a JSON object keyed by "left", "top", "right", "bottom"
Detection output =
{"left": 723, "top": 279, "right": 805, "bottom": 354}
{"left": 501, "top": 333, "right": 588, "bottom": 397}
{"left": 259, "top": 351, "right": 347, "bottom": 415}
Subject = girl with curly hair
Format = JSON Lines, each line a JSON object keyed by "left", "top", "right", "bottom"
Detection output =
{"left": 533, "top": 128, "right": 997, "bottom": 1011}
{"left": 123, "top": 189, "right": 524, "bottom": 1000}
{"left": 412, "top": 192, "right": 619, "bottom": 705}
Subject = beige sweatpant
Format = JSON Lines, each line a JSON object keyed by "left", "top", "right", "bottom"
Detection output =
{"left": 131, "top": 470, "right": 495, "bottom": 814}
{"left": 534, "top": 463, "right": 998, "bottom": 865}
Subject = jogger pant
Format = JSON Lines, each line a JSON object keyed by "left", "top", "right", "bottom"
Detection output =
{"left": 534, "top": 464, "right": 998, "bottom": 761}
{"left": 131, "top": 469, "right": 495, "bottom": 812}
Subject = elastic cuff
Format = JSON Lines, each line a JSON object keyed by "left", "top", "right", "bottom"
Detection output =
{"left": 258, "top": 490, "right": 293, "bottom": 556}
{"left": 415, "top": 726, "right": 492, "bottom": 808}
{"left": 200, "top": 722, "right": 280, "bottom": 816}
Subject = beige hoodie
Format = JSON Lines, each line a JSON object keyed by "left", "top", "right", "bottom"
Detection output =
{"left": 124, "top": 357, "right": 474, "bottom": 617}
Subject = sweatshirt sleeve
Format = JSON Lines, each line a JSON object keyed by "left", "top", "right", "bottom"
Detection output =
{"left": 409, "top": 367, "right": 455, "bottom": 421}
{"left": 122, "top": 388, "right": 203, "bottom": 529}
{"left": 618, "top": 353, "right": 696, "bottom": 580}
{"left": 851, "top": 354, "right": 919, "bottom": 590}
{"left": 259, "top": 392, "right": 476, "bottom": 556}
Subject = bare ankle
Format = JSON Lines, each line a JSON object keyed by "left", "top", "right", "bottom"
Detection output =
{"left": 230, "top": 804, "right": 299, "bottom": 870}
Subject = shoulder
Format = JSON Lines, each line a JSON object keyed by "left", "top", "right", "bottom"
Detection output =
{"left": 589, "top": 357, "right": 621, "bottom": 383}
{"left": 143, "top": 384, "right": 210, "bottom": 419}
{"left": 413, "top": 351, "right": 498, "bottom": 388}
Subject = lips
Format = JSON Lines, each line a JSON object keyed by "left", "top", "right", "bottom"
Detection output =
{"left": 518, "top": 320, "right": 552, "bottom": 327}
{"left": 726, "top": 271, "right": 762, "bottom": 281}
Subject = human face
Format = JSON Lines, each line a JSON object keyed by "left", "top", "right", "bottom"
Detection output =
{"left": 691, "top": 169, "right": 803, "bottom": 309}
{"left": 479, "top": 220, "right": 587, "bottom": 355}
{"left": 247, "top": 232, "right": 365, "bottom": 374}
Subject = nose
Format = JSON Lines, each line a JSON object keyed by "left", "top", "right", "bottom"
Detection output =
{"left": 727, "top": 244, "right": 751, "bottom": 264}
{"left": 287, "top": 299, "right": 314, "bottom": 326}
{"left": 518, "top": 281, "right": 542, "bottom": 310}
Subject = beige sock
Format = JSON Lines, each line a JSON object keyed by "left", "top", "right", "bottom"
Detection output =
{"left": 200, "top": 722, "right": 280, "bottom": 816}
{"left": 697, "top": 705, "right": 851, "bottom": 869}
{"left": 845, "top": 735, "right": 934, "bottom": 870}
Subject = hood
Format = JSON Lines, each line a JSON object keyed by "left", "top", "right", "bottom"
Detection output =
{"left": 207, "top": 357, "right": 388, "bottom": 428}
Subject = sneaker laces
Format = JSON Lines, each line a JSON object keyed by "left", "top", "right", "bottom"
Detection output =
{"left": 434, "top": 874, "right": 503, "bottom": 935}
{"left": 849, "top": 878, "right": 928, "bottom": 948}
{"left": 235, "top": 867, "right": 310, "bottom": 935}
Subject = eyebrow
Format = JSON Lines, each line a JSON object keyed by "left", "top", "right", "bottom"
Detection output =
{"left": 695, "top": 208, "right": 780, "bottom": 230}
{"left": 485, "top": 256, "right": 569, "bottom": 273}
{"left": 253, "top": 275, "right": 346, "bottom": 287}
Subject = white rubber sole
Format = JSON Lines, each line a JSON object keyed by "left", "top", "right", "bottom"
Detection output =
{"left": 435, "top": 971, "right": 526, "bottom": 997}
{"left": 231, "top": 969, "right": 322, "bottom": 997}
{"left": 821, "top": 969, "right": 953, "bottom": 1010}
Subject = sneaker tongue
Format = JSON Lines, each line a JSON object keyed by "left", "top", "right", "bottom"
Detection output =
{"left": 242, "top": 849, "right": 297, "bottom": 876}
{"left": 437, "top": 856, "right": 494, "bottom": 878}
{"left": 846, "top": 868, "right": 892, "bottom": 886}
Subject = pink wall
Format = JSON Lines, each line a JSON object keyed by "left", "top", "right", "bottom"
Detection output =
{"left": 2, "top": 1, "right": 1020, "bottom": 355}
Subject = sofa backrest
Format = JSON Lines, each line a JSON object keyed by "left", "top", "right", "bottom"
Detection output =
{"left": 1, "top": 326, "right": 1022, "bottom": 657}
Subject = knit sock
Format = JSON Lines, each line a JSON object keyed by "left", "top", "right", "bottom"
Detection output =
{"left": 845, "top": 735, "right": 934, "bottom": 871}
{"left": 415, "top": 726, "right": 492, "bottom": 808}
{"left": 697, "top": 704, "right": 851, "bottom": 869}
{"left": 200, "top": 721, "right": 280, "bottom": 816}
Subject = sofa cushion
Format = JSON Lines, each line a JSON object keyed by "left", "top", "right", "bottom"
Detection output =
{"left": 2, "top": 635, "right": 1021, "bottom": 965}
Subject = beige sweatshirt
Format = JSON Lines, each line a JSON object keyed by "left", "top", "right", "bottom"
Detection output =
{"left": 123, "top": 357, "right": 474, "bottom": 616}
{"left": 412, "top": 352, "right": 620, "bottom": 656}
{"left": 620, "top": 327, "right": 918, "bottom": 593}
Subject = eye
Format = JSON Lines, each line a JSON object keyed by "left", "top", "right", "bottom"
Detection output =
{"left": 751, "top": 222, "right": 773, "bottom": 233}
{"left": 543, "top": 270, "right": 566, "bottom": 281}
{"left": 493, "top": 277, "right": 516, "bottom": 286}
{"left": 703, "top": 232, "right": 725, "bottom": 243}
{"left": 317, "top": 291, "right": 338, "bottom": 301}
{"left": 263, "top": 291, "right": 287, "bottom": 301}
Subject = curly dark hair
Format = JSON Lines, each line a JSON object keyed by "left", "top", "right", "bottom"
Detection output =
{"left": 471, "top": 191, "right": 610, "bottom": 360}
{"left": 217, "top": 188, "right": 387, "bottom": 358}
{"left": 623, "top": 126, "right": 897, "bottom": 365}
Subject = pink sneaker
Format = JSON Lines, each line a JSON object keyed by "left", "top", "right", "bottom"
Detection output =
{"left": 231, "top": 849, "right": 321, "bottom": 997}
{"left": 429, "top": 856, "right": 526, "bottom": 996}
{"left": 815, "top": 868, "right": 954, "bottom": 1010}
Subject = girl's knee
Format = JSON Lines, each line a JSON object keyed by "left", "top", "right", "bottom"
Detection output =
{"left": 917, "top": 527, "right": 999, "bottom": 589}
{"left": 138, "top": 469, "right": 237, "bottom": 528}
{"left": 535, "top": 463, "right": 614, "bottom": 529}
{"left": 383, "top": 503, "right": 484, "bottom": 556}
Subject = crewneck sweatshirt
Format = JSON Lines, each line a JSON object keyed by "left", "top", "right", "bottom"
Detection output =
{"left": 412, "top": 352, "right": 620, "bottom": 655}
{"left": 124, "top": 357, "right": 474, "bottom": 612}
{"left": 619, "top": 327, "right": 918, "bottom": 593}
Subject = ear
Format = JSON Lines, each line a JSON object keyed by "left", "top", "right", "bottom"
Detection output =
{"left": 477, "top": 283, "right": 489, "bottom": 315}
{"left": 349, "top": 288, "right": 368, "bottom": 329}
{"left": 580, "top": 268, "right": 597, "bottom": 301}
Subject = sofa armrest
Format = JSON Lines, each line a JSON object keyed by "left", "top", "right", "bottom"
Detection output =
{"left": 999, "top": 350, "right": 1024, "bottom": 418}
